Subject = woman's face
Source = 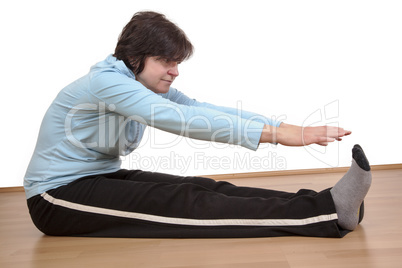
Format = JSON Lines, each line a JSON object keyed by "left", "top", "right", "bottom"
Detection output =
{"left": 136, "top": 56, "right": 180, "bottom": 94}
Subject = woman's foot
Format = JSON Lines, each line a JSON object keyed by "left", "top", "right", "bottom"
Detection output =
{"left": 330, "top": 145, "right": 372, "bottom": 230}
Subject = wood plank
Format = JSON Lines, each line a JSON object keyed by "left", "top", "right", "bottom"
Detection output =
{"left": 1, "top": 168, "right": 402, "bottom": 267}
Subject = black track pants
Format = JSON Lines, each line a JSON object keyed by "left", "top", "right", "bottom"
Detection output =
{"left": 27, "top": 169, "right": 347, "bottom": 238}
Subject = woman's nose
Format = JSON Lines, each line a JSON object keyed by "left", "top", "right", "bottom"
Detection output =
{"left": 168, "top": 63, "right": 179, "bottom": 77}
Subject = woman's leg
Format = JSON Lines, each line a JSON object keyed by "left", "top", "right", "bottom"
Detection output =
{"left": 27, "top": 145, "right": 370, "bottom": 238}
{"left": 112, "top": 169, "right": 308, "bottom": 199}
{"left": 27, "top": 172, "right": 342, "bottom": 238}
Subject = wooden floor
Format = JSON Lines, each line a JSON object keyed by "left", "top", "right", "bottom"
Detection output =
{"left": 1, "top": 169, "right": 402, "bottom": 268}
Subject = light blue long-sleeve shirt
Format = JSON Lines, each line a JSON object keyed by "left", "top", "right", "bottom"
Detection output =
{"left": 23, "top": 55, "right": 281, "bottom": 199}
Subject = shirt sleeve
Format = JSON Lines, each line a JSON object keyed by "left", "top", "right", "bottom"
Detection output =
{"left": 89, "top": 71, "right": 265, "bottom": 151}
{"left": 163, "top": 87, "right": 282, "bottom": 127}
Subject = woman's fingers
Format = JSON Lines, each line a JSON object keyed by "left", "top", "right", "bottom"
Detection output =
{"left": 304, "top": 126, "right": 351, "bottom": 146}
{"left": 275, "top": 123, "right": 351, "bottom": 147}
{"left": 321, "top": 126, "right": 352, "bottom": 139}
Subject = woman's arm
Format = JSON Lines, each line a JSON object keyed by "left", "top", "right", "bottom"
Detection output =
{"left": 89, "top": 73, "right": 265, "bottom": 151}
{"left": 164, "top": 88, "right": 282, "bottom": 127}
{"left": 165, "top": 88, "right": 352, "bottom": 147}
{"left": 260, "top": 122, "right": 352, "bottom": 146}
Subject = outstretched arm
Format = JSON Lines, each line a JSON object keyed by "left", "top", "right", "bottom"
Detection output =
{"left": 163, "top": 88, "right": 281, "bottom": 127}
{"left": 260, "top": 122, "right": 351, "bottom": 146}
{"left": 163, "top": 88, "right": 351, "bottom": 147}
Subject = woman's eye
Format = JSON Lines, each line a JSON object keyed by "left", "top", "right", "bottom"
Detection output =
{"left": 157, "top": 57, "right": 179, "bottom": 66}
{"left": 157, "top": 58, "right": 170, "bottom": 64}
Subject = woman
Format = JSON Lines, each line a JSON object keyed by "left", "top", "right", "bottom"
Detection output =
{"left": 24, "top": 11, "right": 371, "bottom": 238}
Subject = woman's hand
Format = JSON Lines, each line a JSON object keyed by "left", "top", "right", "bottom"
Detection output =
{"left": 260, "top": 123, "right": 351, "bottom": 147}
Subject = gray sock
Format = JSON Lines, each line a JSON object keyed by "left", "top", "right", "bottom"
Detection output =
{"left": 330, "top": 145, "right": 372, "bottom": 230}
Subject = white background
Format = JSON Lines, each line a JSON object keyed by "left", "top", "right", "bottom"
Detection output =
{"left": 1, "top": 0, "right": 401, "bottom": 187}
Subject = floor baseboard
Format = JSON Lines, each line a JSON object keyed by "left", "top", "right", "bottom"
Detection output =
{"left": 2, "top": 163, "right": 401, "bottom": 192}
{"left": 202, "top": 163, "right": 402, "bottom": 180}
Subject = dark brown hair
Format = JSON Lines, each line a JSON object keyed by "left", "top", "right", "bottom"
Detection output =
{"left": 113, "top": 11, "right": 194, "bottom": 75}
